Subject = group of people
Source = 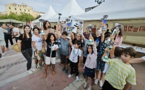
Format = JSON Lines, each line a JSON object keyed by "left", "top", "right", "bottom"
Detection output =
{"left": 0, "top": 20, "right": 145, "bottom": 90}
{"left": 0, "top": 24, "right": 22, "bottom": 57}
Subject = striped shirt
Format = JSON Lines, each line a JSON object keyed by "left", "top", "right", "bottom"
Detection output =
{"left": 105, "top": 59, "right": 136, "bottom": 90}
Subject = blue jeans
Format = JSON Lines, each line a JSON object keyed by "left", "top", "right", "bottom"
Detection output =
{"left": 21, "top": 48, "right": 32, "bottom": 70}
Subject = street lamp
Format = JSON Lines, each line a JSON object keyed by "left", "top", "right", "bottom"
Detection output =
{"left": 58, "top": 13, "right": 62, "bottom": 24}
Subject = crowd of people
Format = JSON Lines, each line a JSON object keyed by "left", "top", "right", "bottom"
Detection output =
{"left": 0, "top": 24, "right": 23, "bottom": 57}
{"left": 0, "top": 20, "right": 145, "bottom": 90}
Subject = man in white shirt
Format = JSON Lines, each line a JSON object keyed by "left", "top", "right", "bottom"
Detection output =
{"left": 12, "top": 25, "right": 20, "bottom": 43}
{"left": 0, "top": 24, "right": 8, "bottom": 56}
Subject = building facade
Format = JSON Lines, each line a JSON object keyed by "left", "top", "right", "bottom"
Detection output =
{"left": 5, "top": 3, "right": 44, "bottom": 18}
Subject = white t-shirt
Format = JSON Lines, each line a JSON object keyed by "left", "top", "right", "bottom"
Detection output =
{"left": 13, "top": 28, "right": 20, "bottom": 37}
{"left": 69, "top": 46, "right": 82, "bottom": 63}
{"left": 32, "top": 34, "right": 43, "bottom": 51}
{"left": 141, "top": 56, "right": 145, "bottom": 61}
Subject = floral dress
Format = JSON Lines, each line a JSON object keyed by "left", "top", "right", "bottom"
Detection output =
{"left": 96, "top": 42, "right": 108, "bottom": 71}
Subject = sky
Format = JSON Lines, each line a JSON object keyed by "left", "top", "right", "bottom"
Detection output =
{"left": 0, "top": 0, "right": 97, "bottom": 13}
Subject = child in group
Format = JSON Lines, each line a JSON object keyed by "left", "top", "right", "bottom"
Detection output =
{"left": 83, "top": 39, "right": 97, "bottom": 90}
{"left": 59, "top": 31, "right": 70, "bottom": 74}
{"left": 68, "top": 40, "right": 82, "bottom": 81}
{"left": 95, "top": 33, "right": 111, "bottom": 87}
{"left": 102, "top": 47, "right": 137, "bottom": 90}
{"left": 44, "top": 33, "right": 58, "bottom": 78}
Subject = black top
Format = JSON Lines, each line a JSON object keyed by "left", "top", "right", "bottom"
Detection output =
{"left": 95, "top": 36, "right": 101, "bottom": 52}
{"left": 4, "top": 28, "right": 12, "bottom": 37}
{"left": 105, "top": 29, "right": 110, "bottom": 35}
{"left": 45, "top": 40, "right": 58, "bottom": 57}
{"left": 18, "top": 34, "right": 32, "bottom": 51}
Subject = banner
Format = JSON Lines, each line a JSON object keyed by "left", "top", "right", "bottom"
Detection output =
{"left": 121, "top": 23, "right": 145, "bottom": 36}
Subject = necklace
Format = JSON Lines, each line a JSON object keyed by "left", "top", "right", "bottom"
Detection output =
{"left": 72, "top": 48, "right": 79, "bottom": 61}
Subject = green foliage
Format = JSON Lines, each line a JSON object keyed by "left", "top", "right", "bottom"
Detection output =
{"left": 0, "top": 12, "right": 35, "bottom": 21}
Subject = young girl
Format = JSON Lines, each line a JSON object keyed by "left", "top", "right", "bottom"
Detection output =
{"left": 83, "top": 40, "right": 97, "bottom": 90}
{"left": 114, "top": 27, "right": 123, "bottom": 47}
{"left": 68, "top": 39, "right": 82, "bottom": 81}
{"left": 95, "top": 33, "right": 111, "bottom": 87}
{"left": 44, "top": 33, "right": 58, "bottom": 78}
{"left": 17, "top": 25, "right": 33, "bottom": 74}
{"left": 32, "top": 27, "right": 43, "bottom": 69}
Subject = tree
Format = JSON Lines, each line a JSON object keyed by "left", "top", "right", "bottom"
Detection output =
{"left": 0, "top": 12, "right": 35, "bottom": 22}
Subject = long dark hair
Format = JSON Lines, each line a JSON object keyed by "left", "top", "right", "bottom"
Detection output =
{"left": 118, "top": 27, "right": 123, "bottom": 37}
{"left": 23, "top": 25, "right": 31, "bottom": 38}
{"left": 43, "top": 20, "right": 51, "bottom": 30}
{"left": 87, "top": 45, "right": 94, "bottom": 54}
{"left": 46, "top": 33, "right": 56, "bottom": 43}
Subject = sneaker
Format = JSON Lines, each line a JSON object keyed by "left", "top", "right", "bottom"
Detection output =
{"left": 62, "top": 67, "right": 65, "bottom": 71}
{"left": 95, "top": 79, "right": 99, "bottom": 85}
{"left": 27, "top": 70, "right": 33, "bottom": 74}
{"left": 76, "top": 76, "right": 79, "bottom": 81}
{"left": 65, "top": 69, "right": 68, "bottom": 74}
{"left": 68, "top": 74, "right": 73, "bottom": 78}
{"left": 83, "top": 82, "right": 87, "bottom": 88}
{"left": 99, "top": 80, "right": 103, "bottom": 88}
{"left": 2, "top": 52, "right": 6, "bottom": 56}
{"left": 30, "top": 68, "right": 36, "bottom": 72}
{"left": 87, "top": 85, "right": 92, "bottom": 90}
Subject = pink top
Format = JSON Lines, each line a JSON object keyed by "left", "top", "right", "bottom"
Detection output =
{"left": 85, "top": 43, "right": 97, "bottom": 69}
{"left": 114, "top": 36, "right": 123, "bottom": 47}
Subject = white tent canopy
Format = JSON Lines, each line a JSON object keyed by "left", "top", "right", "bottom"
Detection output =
{"left": 33, "top": 5, "right": 57, "bottom": 23}
{"left": 49, "top": 0, "right": 85, "bottom": 22}
{"left": 74, "top": 0, "right": 145, "bottom": 20}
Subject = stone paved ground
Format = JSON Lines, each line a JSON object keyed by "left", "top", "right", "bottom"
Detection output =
{"left": 0, "top": 48, "right": 145, "bottom": 90}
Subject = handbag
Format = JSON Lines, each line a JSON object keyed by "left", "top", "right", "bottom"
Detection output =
{"left": 42, "top": 47, "right": 46, "bottom": 53}
{"left": 11, "top": 44, "right": 21, "bottom": 52}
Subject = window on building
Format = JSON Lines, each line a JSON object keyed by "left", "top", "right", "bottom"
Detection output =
{"left": 24, "top": 9, "right": 26, "bottom": 11}
{"left": 15, "top": 8, "right": 17, "bottom": 10}
{"left": 28, "top": 10, "right": 30, "bottom": 12}
{"left": 20, "top": 9, "right": 21, "bottom": 11}
{"left": 9, "top": 7, "right": 11, "bottom": 9}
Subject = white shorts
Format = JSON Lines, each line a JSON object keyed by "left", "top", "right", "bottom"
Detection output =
{"left": 44, "top": 56, "right": 56, "bottom": 65}
{"left": 0, "top": 40, "right": 6, "bottom": 46}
